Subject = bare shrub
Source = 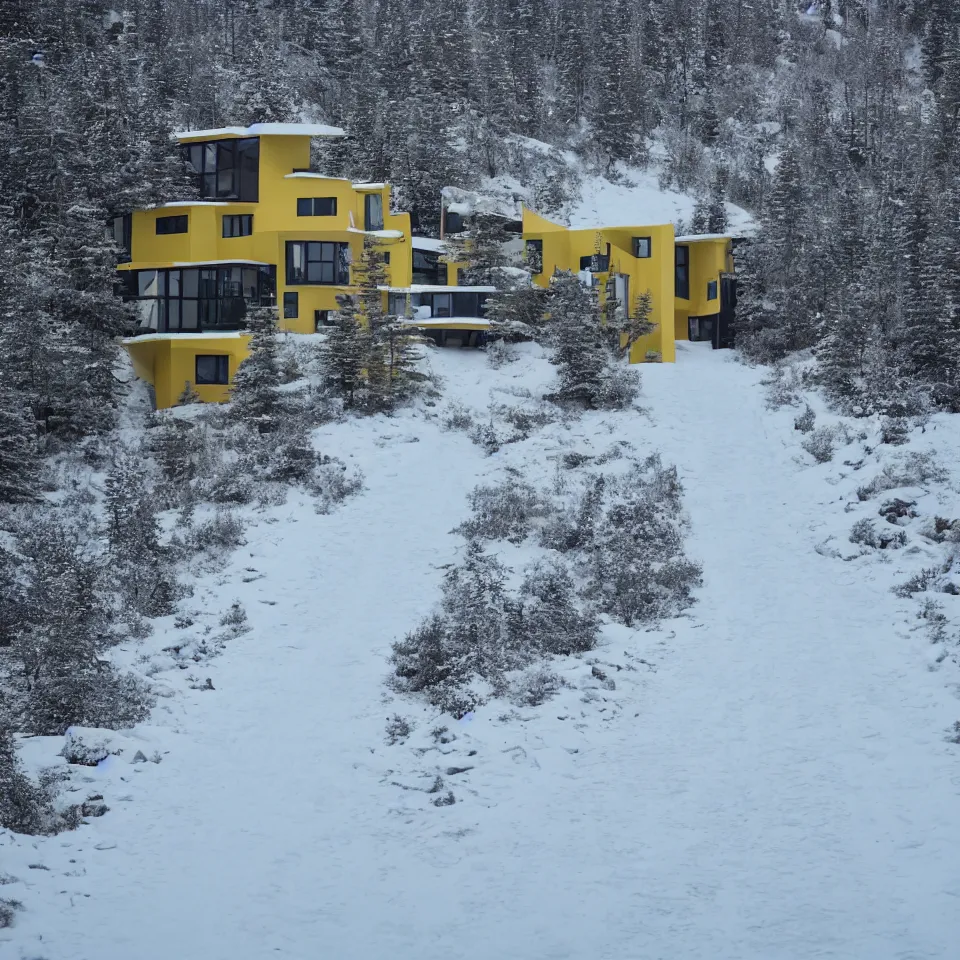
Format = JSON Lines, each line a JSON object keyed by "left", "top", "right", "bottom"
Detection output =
{"left": 455, "top": 478, "right": 548, "bottom": 544}
{"left": 857, "top": 451, "right": 947, "bottom": 500}
{"left": 802, "top": 427, "right": 835, "bottom": 463}
{"left": 441, "top": 403, "right": 475, "bottom": 432}
{"left": 794, "top": 405, "right": 816, "bottom": 433}
{"left": 510, "top": 666, "right": 562, "bottom": 706}
{"left": 849, "top": 518, "right": 906, "bottom": 550}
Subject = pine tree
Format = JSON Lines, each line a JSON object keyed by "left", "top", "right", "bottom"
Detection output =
{"left": 0, "top": 389, "right": 40, "bottom": 503}
{"left": 323, "top": 295, "right": 368, "bottom": 408}
{"left": 231, "top": 306, "right": 283, "bottom": 429}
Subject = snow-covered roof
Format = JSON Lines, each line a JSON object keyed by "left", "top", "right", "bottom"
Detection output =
{"left": 379, "top": 285, "right": 497, "bottom": 294}
{"left": 284, "top": 172, "right": 350, "bottom": 182}
{"left": 174, "top": 122, "right": 346, "bottom": 141}
{"left": 347, "top": 228, "right": 405, "bottom": 239}
{"left": 149, "top": 200, "right": 233, "bottom": 208}
{"left": 675, "top": 233, "right": 736, "bottom": 243}
{"left": 411, "top": 237, "right": 446, "bottom": 253}
{"left": 118, "top": 259, "right": 273, "bottom": 270}
{"left": 122, "top": 332, "right": 248, "bottom": 343}
{"left": 401, "top": 317, "right": 490, "bottom": 328}
{"left": 351, "top": 182, "right": 386, "bottom": 191}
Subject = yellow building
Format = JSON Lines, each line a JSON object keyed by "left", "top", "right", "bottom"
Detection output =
{"left": 117, "top": 122, "right": 413, "bottom": 408}
{"left": 521, "top": 209, "right": 735, "bottom": 363}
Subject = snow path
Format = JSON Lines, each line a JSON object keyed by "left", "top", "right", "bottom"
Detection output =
{"left": 10, "top": 346, "right": 960, "bottom": 959}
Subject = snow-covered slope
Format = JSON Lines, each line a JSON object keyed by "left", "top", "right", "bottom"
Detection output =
{"left": 4, "top": 345, "right": 960, "bottom": 959}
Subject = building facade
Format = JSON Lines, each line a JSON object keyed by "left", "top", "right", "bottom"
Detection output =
{"left": 118, "top": 124, "right": 735, "bottom": 408}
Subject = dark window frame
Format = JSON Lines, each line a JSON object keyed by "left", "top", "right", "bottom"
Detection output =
{"left": 580, "top": 253, "right": 610, "bottom": 273}
{"left": 156, "top": 215, "right": 188, "bottom": 235}
{"left": 675, "top": 245, "right": 690, "bottom": 300}
{"left": 223, "top": 214, "right": 253, "bottom": 238}
{"left": 195, "top": 355, "right": 230, "bottom": 385}
{"left": 633, "top": 236, "right": 652, "bottom": 258}
{"left": 285, "top": 241, "right": 351, "bottom": 286}
{"left": 123, "top": 263, "right": 277, "bottom": 334}
{"left": 183, "top": 137, "right": 260, "bottom": 202}
{"left": 297, "top": 197, "right": 338, "bottom": 217}
{"left": 283, "top": 292, "right": 299, "bottom": 318}
{"left": 444, "top": 210, "right": 465, "bottom": 234}
{"left": 707, "top": 279, "right": 718, "bottom": 301}
{"left": 107, "top": 214, "right": 133, "bottom": 258}
{"left": 412, "top": 249, "right": 446, "bottom": 285}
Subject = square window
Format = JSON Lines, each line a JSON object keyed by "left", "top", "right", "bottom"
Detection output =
{"left": 223, "top": 214, "right": 253, "bottom": 238}
{"left": 195, "top": 355, "right": 229, "bottom": 385}
{"left": 297, "top": 197, "right": 313, "bottom": 217}
{"left": 633, "top": 236, "right": 651, "bottom": 258}
{"left": 283, "top": 292, "right": 298, "bottom": 318}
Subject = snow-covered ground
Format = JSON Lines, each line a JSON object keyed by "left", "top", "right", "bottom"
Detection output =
{"left": 4, "top": 345, "right": 960, "bottom": 959}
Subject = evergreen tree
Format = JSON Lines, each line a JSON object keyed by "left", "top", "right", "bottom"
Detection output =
{"left": 231, "top": 306, "right": 283, "bottom": 429}
{"left": 0, "top": 389, "right": 40, "bottom": 503}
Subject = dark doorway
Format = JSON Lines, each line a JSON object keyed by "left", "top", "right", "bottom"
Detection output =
{"left": 718, "top": 275, "right": 736, "bottom": 348}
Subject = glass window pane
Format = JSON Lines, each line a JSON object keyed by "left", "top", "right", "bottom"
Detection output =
{"left": 181, "top": 299, "right": 198, "bottom": 329}
{"left": 199, "top": 269, "right": 217, "bottom": 297}
{"left": 242, "top": 268, "right": 258, "bottom": 300}
{"left": 136, "top": 299, "right": 158, "bottom": 330}
{"left": 307, "top": 260, "right": 323, "bottom": 283}
{"left": 188, "top": 145, "right": 203, "bottom": 173}
{"left": 320, "top": 262, "right": 334, "bottom": 284}
{"left": 237, "top": 138, "right": 259, "bottom": 202}
{"left": 204, "top": 143, "right": 217, "bottom": 170}
{"left": 259, "top": 266, "right": 276, "bottom": 303}
{"left": 434, "top": 294, "right": 452, "bottom": 317}
{"left": 182, "top": 269, "right": 198, "bottom": 297}
{"left": 297, "top": 198, "right": 312, "bottom": 216}
{"left": 365, "top": 193, "right": 384, "bottom": 230}
{"left": 202, "top": 172, "right": 216, "bottom": 198}
{"left": 167, "top": 300, "right": 181, "bottom": 330}
{"left": 320, "top": 242, "right": 333, "bottom": 262}
{"left": 168, "top": 270, "right": 180, "bottom": 297}
{"left": 138, "top": 270, "right": 158, "bottom": 297}
{"left": 283, "top": 292, "right": 298, "bottom": 318}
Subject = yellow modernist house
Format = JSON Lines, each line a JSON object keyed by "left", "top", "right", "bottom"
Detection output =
{"left": 117, "top": 124, "right": 736, "bottom": 407}
{"left": 117, "top": 122, "right": 413, "bottom": 408}
{"left": 521, "top": 209, "right": 735, "bottom": 363}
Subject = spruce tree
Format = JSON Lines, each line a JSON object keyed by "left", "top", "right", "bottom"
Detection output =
{"left": 231, "top": 306, "right": 283, "bottom": 429}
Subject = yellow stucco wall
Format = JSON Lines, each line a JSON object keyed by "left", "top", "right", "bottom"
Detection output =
{"left": 124, "top": 335, "right": 251, "bottom": 409}
{"left": 522, "top": 208, "right": 676, "bottom": 364}
{"left": 674, "top": 238, "right": 732, "bottom": 339}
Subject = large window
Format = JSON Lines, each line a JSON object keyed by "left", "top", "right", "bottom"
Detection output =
{"left": 412, "top": 250, "right": 447, "bottom": 285}
{"left": 183, "top": 137, "right": 259, "bottom": 202}
{"left": 297, "top": 197, "right": 337, "bottom": 217}
{"left": 223, "top": 214, "right": 253, "bottom": 238}
{"left": 123, "top": 264, "right": 276, "bottom": 333}
{"left": 286, "top": 241, "right": 351, "bottom": 285}
{"left": 156, "top": 215, "right": 188, "bottom": 235}
{"left": 364, "top": 193, "right": 384, "bottom": 231}
{"left": 675, "top": 245, "right": 690, "bottom": 299}
{"left": 196, "top": 355, "right": 229, "bottom": 385}
{"left": 525, "top": 239, "right": 543, "bottom": 274}
{"left": 633, "top": 236, "right": 651, "bottom": 258}
{"left": 388, "top": 291, "right": 488, "bottom": 319}
{"left": 579, "top": 253, "right": 610, "bottom": 273}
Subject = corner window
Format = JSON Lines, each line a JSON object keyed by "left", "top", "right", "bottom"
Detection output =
{"left": 285, "top": 241, "right": 351, "bottom": 285}
{"left": 579, "top": 253, "right": 610, "bottom": 273}
{"left": 707, "top": 279, "right": 718, "bottom": 300}
{"left": 364, "top": 193, "right": 384, "bottom": 231}
{"left": 223, "top": 214, "right": 253, "bottom": 237}
{"left": 156, "top": 215, "right": 188, "bottom": 235}
{"left": 675, "top": 245, "right": 690, "bottom": 299}
{"left": 525, "top": 239, "right": 543, "bottom": 274}
{"left": 195, "top": 355, "right": 229, "bottom": 385}
{"left": 297, "top": 197, "right": 337, "bottom": 217}
{"left": 633, "top": 236, "right": 651, "bottom": 258}
{"left": 283, "top": 292, "right": 298, "bottom": 318}
{"left": 183, "top": 137, "right": 259, "bottom": 202}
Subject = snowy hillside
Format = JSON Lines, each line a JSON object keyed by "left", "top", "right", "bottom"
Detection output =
{"left": 4, "top": 344, "right": 960, "bottom": 959}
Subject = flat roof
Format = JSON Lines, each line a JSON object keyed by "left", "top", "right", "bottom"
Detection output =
{"left": 379, "top": 285, "right": 497, "bottom": 294}
{"left": 175, "top": 122, "right": 346, "bottom": 142}
{"left": 117, "top": 259, "right": 273, "bottom": 271}
{"left": 675, "top": 233, "right": 735, "bottom": 242}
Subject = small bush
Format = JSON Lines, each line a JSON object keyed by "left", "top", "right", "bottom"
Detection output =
{"left": 190, "top": 510, "right": 246, "bottom": 553}
{"left": 0, "top": 897, "right": 23, "bottom": 928}
{"left": 456, "top": 479, "right": 547, "bottom": 544}
{"left": 794, "top": 405, "right": 816, "bottom": 433}
{"left": 511, "top": 666, "right": 562, "bottom": 706}
{"left": 205, "top": 463, "right": 256, "bottom": 504}
{"left": 467, "top": 420, "right": 510, "bottom": 455}
{"left": 310, "top": 461, "right": 364, "bottom": 514}
{"left": 219, "top": 601, "right": 249, "bottom": 633}
{"left": 849, "top": 518, "right": 906, "bottom": 550}
{"left": 802, "top": 427, "right": 835, "bottom": 463}
{"left": 880, "top": 417, "right": 910, "bottom": 446}
{"left": 893, "top": 566, "right": 944, "bottom": 598}
{"left": 441, "top": 403, "right": 475, "bottom": 432}
{"left": 857, "top": 451, "right": 947, "bottom": 500}
{"left": 385, "top": 714, "right": 412, "bottom": 745}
